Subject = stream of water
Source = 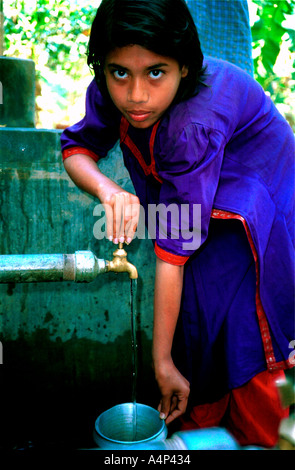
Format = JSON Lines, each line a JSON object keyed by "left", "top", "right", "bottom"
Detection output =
{"left": 130, "top": 278, "right": 138, "bottom": 441}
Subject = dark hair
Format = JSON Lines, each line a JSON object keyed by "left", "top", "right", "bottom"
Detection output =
{"left": 87, "top": 0, "right": 206, "bottom": 103}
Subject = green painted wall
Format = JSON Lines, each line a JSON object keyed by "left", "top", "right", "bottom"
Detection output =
{"left": 0, "top": 127, "right": 158, "bottom": 449}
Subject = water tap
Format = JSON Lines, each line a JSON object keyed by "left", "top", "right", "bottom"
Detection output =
{"left": 0, "top": 244, "right": 138, "bottom": 283}
{"left": 107, "top": 243, "right": 138, "bottom": 279}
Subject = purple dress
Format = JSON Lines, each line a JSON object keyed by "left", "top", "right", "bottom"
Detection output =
{"left": 61, "top": 57, "right": 294, "bottom": 403}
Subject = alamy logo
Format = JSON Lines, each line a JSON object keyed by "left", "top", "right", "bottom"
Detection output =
{"left": 93, "top": 203, "right": 202, "bottom": 250}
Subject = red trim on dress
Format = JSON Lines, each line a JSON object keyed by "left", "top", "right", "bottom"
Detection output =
{"left": 119, "top": 117, "right": 163, "bottom": 183}
{"left": 155, "top": 242, "right": 189, "bottom": 266}
{"left": 150, "top": 121, "right": 163, "bottom": 183}
{"left": 211, "top": 208, "right": 292, "bottom": 372}
{"left": 124, "top": 134, "right": 151, "bottom": 176}
{"left": 62, "top": 146, "right": 99, "bottom": 162}
{"left": 119, "top": 115, "right": 129, "bottom": 143}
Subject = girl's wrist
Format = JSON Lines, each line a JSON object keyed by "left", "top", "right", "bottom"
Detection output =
{"left": 152, "top": 351, "right": 173, "bottom": 369}
{"left": 95, "top": 175, "right": 117, "bottom": 203}
{"left": 153, "top": 356, "right": 177, "bottom": 384}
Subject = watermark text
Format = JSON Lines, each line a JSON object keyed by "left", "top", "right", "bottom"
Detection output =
{"left": 93, "top": 202, "right": 202, "bottom": 250}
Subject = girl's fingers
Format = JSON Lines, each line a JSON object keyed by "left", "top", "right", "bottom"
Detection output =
{"left": 158, "top": 394, "right": 172, "bottom": 421}
{"left": 167, "top": 393, "right": 189, "bottom": 425}
{"left": 103, "top": 202, "right": 114, "bottom": 241}
{"left": 158, "top": 393, "right": 188, "bottom": 424}
{"left": 125, "top": 202, "right": 140, "bottom": 242}
{"left": 170, "top": 395, "right": 178, "bottom": 413}
{"left": 105, "top": 192, "right": 140, "bottom": 244}
{"left": 113, "top": 193, "right": 125, "bottom": 243}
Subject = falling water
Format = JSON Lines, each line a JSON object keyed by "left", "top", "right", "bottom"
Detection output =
{"left": 130, "top": 278, "right": 138, "bottom": 441}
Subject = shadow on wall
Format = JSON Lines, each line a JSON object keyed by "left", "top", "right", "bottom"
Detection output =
{"left": 0, "top": 327, "right": 157, "bottom": 449}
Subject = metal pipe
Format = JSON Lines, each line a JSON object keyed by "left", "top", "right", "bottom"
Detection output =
{"left": 0, "top": 246, "right": 138, "bottom": 283}
{"left": 0, "top": 251, "right": 108, "bottom": 283}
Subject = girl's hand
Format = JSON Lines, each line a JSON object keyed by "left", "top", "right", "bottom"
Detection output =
{"left": 63, "top": 154, "right": 140, "bottom": 245}
{"left": 152, "top": 259, "right": 187, "bottom": 425}
{"left": 100, "top": 187, "right": 140, "bottom": 244}
{"left": 154, "top": 358, "right": 190, "bottom": 425}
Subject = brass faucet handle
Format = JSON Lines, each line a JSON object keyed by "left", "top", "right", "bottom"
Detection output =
{"left": 113, "top": 242, "right": 127, "bottom": 258}
{"left": 107, "top": 240, "right": 138, "bottom": 279}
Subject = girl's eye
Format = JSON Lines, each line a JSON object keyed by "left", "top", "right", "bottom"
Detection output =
{"left": 149, "top": 69, "right": 164, "bottom": 79}
{"left": 113, "top": 69, "right": 128, "bottom": 79}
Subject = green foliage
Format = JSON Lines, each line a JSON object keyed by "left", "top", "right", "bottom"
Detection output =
{"left": 251, "top": 0, "right": 294, "bottom": 79}
{"left": 4, "top": 0, "right": 95, "bottom": 78}
{"left": 3, "top": 0, "right": 295, "bottom": 129}
{"left": 3, "top": 0, "right": 98, "bottom": 126}
{"left": 251, "top": 0, "right": 295, "bottom": 129}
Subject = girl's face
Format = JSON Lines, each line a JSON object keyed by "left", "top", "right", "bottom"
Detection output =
{"left": 104, "top": 45, "right": 188, "bottom": 129}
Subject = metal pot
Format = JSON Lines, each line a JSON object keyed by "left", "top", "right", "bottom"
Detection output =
{"left": 93, "top": 403, "right": 167, "bottom": 449}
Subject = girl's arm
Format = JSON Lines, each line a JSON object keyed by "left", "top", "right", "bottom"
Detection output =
{"left": 63, "top": 153, "right": 140, "bottom": 243}
{"left": 153, "top": 257, "right": 190, "bottom": 425}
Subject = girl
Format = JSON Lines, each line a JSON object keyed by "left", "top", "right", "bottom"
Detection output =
{"left": 61, "top": 0, "right": 294, "bottom": 447}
